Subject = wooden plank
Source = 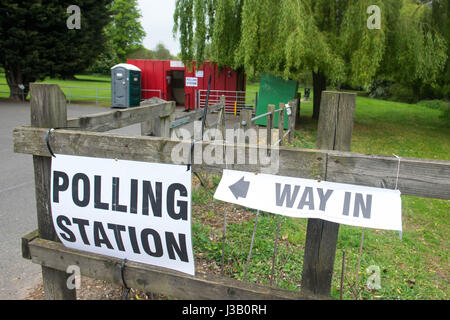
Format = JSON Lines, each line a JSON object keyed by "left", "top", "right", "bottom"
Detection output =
{"left": 67, "top": 101, "right": 175, "bottom": 132}
{"left": 140, "top": 101, "right": 176, "bottom": 137}
{"left": 157, "top": 102, "right": 175, "bottom": 138}
{"left": 22, "top": 229, "right": 39, "bottom": 260}
{"left": 139, "top": 97, "right": 168, "bottom": 136}
{"left": 140, "top": 119, "right": 153, "bottom": 136}
{"left": 26, "top": 238, "right": 325, "bottom": 300}
{"left": 164, "top": 102, "right": 224, "bottom": 133}
{"left": 13, "top": 126, "right": 450, "bottom": 199}
{"left": 302, "top": 91, "right": 355, "bottom": 297}
{"left": 327, "top": 152, "right": 450, "bottom": 200}
{"left": 170, "top": 116, "right": 191, "bottom": 129}
{"left": 13, "top": 126, "right": 325, "bottom": 178}
{"left": 30, "top": 83, "right": 76, "bottom": 300}
{"left": 173, "top": 103, "right": 223, "bottom": 122}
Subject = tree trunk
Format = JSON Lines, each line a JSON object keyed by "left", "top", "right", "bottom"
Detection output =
{"left": 412, "top": 83, "right": 421, "bottom": 103}
{"left": 5, "top": 64, "right": 32, "bottom": 101}
{"left": 312, "top": 70, "right": 327, "bottom": 119}
{"left": 60, "top": 75, "right": 77, "bottom": 81}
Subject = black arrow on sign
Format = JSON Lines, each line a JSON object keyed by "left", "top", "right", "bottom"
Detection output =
{"left": 229, "top": 176, "right": 250, "bottom": 200}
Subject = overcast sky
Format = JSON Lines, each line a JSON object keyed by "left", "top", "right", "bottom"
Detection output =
{"left": 137, "top": 0, "right": 181, "bottom": 56}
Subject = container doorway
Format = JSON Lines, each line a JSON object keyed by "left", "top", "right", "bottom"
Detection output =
{"left": 169, "top": 70, "right": 185, "bottom": 107}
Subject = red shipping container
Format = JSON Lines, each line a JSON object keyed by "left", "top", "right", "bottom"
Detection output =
{"left": 127, "top": 59, "right": 246, "bottom": 110}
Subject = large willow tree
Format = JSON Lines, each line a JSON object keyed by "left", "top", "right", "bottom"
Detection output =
{"left": 390, "top": 0, "right": 449, "bottom": 100}
{"left": 174, "top": 0, "right": 447, "bottom": 117}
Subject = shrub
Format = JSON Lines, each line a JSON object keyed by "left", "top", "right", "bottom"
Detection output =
{"left": 368, "top": 80, "right": 393, "bottom": 99}
{"left": 442, "top": 84, "right": 450, "bottom": 101}
{"left": 440, "top": 104, "right": 450, "bottom": 127}
{"left": 388, "top": 83, "right": 417, "bottom": 104}
{"left": 418, "top": 100, "right": 450, "bottom": 127}
{"left": 418, "top": 100, "right": 448, "bottom": 110}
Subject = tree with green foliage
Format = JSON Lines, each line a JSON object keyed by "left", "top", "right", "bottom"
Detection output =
{"left": 0, "top": 0, "right": 112, "bottom": 100}
{"left": 127, "top": 43, "right": 174, "bottom": 61}
{"left": 430, "top": 0, "right": 450, "bottom": 96}
{"left": 385, "top": 0, "right": 448, "bottom": 101}
{"left": 174, "top": 0, "right": 448, "bottom": 117}
{"left": 173, "top": 0, "right": 217, "bottom": 68}
{"left": 107, "top": 0, "right": 146, "bottom": 62}
{"left": 87, "top": 0, "right": 146, "bottom": 74}
{"left": 153, "top": 43, "right": 174, "bottom": 60}
{"left": 127, "top": 46, "right": 154, "bottom": 60}
{"left": 86, "top": 39, "right": 120, "bottom": 74}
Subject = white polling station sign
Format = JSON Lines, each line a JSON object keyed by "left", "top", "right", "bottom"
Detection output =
{"left": 185, "top": 77, "right": 198, "bottom": 87}
{"left": 51, "top": 154, "right": 195, "bottom": 275}
{"left": 214, "top": 170, "right": 402, "bottom": 232}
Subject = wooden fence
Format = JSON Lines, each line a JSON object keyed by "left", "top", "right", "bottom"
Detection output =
{"left": 15, "top": 84, "right": 450, "bottom": 300}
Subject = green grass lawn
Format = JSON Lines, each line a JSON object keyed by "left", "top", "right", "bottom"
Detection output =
{"left": 0, "top": 73, "right": 111, "bottom": 106}
{"left": 43, "top": 75, "right": 111, "bottom": 106}
{"left": 193, "top": 83, "right": 449, "bottom": 300}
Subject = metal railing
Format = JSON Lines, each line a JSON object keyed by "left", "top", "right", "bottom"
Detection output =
{"left": 60, "top": 86, "right": 110, "bottom": 104}
{"left": 0, "top": 84, "right": 10, "bottom": 95}
{"left": 197, "top": 89, "right": 258, "bottom": 115}
{"left": 141, "top": 89, "right": 162, "bottom": 99}
{"left": 61, "top": 87, "right": 161, "bottom": 105}
{"left": 0, "top": 83, "right": 29, "bottom": 100}
{"left": 0, "top": 84, "right": 110, "bottom": 104}
{"left": 250, "top": 105, "right": 286, "bottom": 122}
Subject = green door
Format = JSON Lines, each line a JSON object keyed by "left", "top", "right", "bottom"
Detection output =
{"left": 254, "top": 72, "right": 298, "bottom": 129}
{"left": 129, "top": 71, "right": 141, "bottom": 107}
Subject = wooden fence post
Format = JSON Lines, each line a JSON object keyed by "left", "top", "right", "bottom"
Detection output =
{"left": 217, "top": 95, "right": 226, "bottom": 137}
{"left": 267, "top": 104, "right": 275, "bottom": 149}
{"left": 159, "top": 101, "right": 176, "bottom": 138}
{"left": 288, "top": 99, "right": 297, "bottom": 144}
{"left": 239, "top": 109, "right": 253, "bottom": 130}
{"left": 30, "top": 83, "right": 77, "bottom": 300}
{"left": 295, "top": 92, "right": 301, "bottom": 126}
{"left": 278, "top": 103, "right": 285, "bottom": 146}
{"left": 301, "top": 91, "right": 356, "bottom": 297}
{"left": 140, "top": 100, "right": 175, "bottom": 137}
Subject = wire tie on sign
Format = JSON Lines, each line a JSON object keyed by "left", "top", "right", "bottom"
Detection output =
{"left": 392, "top": 154, "right": 401, "bottom": 190}
{"left": 45, "top": 128, "right": 56, "bottom": 158}
{"left": 121, "top": 258, "right": 131, "bottom": 300}
{"left": 393, "top": 154, "right": 403, "bottom": 241}
{"left": 45, "top": 126, "right": 80, "bottom": 158}
{"left": 186, "top": 140, "right": 196, "bottom": 171}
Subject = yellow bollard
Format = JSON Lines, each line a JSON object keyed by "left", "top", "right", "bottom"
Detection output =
{"left": 234, "top": 101, "right": 237, "bottom": 116}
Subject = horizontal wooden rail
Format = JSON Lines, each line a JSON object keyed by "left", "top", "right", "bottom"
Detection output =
{"left": 66, "top": 101, "right": 175, "bottom": 132}
{"left": 172, "top": 102, "right": 223, "bottom": 122}
{"left": 24, "top": 236, "right": 319, "bottom": 300}
{"left": 13, "top": 126, "right": 450, "bottom": 200}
